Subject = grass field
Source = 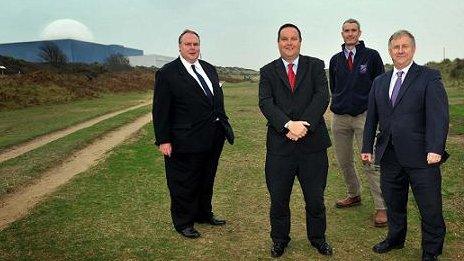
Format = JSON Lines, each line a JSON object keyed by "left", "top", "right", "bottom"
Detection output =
{"left": 0, "top": 84, "right": 462, "bottom": 260}
{"left": 447, "top": 86, "right": 464, "bottom": 135}
{"left": 0, "top": 91, "right": 151, "bottom": 150}
{"left": 0, "top": 105, "right": 151, "bottom": 196}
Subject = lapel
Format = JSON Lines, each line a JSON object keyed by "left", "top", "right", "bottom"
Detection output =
{"left": 352, "top": 49, "right": 366, "bottom": 71}
{"left": 200, "top": 60, "right": 218, "bottom": 91}
{"left": 339, "top": 44, "right": 350, "bottom": 73}
{"left": 352, "top": 42, "right": 367, "bottom": 70}
{"left": 176, "top": 58, "right": 211, "bottom": 104}
{"left": 382, "top": 70, "right": 394, "bottom": 110}
{"left": 275, "top": 59, "right": 292, "bottom": 91}
{"left": 336, "top": 52, "right": 352, "bottom": 73}
{"left": 393, "top": 63, "right": 420, "bottom": 108}
{"left": 294, "top": 55, "right": 308, "bottom": 92}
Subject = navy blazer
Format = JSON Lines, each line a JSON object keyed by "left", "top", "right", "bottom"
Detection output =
{"left": 362, "top": 63, "right": 449, "bottom": 168}
{"left": 259, "top": 55, "right": 331, "bottom": 155}
{"left": 153, "top": 57, "right": 232, "bottom": 153}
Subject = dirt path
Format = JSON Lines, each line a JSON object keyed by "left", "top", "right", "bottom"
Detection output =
{"left": 448, "top": 134, "right": 464, "bottom": 146}
{"left": 0, "top": 113, "right": 152, "bottom": 230}
{"left": 0, "top": 100, "right": 151, "bottom": 163}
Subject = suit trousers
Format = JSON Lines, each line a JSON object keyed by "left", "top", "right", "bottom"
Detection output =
{"left": 331, "top": 112, "right": 385, "bottom": 209}
{"left": 380, "top": 143, "right": 446, "bottom": 255}
{"left": 265, "top": 149, "right": 328, "bottom": 245}
{"left": 164, "top": 122, "right": 225, "bottom": 231}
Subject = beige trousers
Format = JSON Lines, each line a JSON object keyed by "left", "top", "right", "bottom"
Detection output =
{"left": 331, "top": 112, "right": 385, "bottom": 210}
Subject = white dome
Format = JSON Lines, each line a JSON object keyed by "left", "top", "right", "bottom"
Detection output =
{"left": 40, "top": 19, "right": 94, "bottom": 41}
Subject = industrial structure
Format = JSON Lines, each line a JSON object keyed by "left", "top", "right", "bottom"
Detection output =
{"left": 128, "top": 54, "right": 175, "bottom": 68}
{"left": 0, "top": 39, "right": 143, "bottom": 63}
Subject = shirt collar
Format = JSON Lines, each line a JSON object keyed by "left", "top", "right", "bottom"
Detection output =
{"left": 393, "top": 61, "right": 414, "bottom": 77}
{"left": 179, "top": 55, "right": 200, "bottom": 70}
{"left": 344, "top": 46, "right": 356, "bottom": 57}
{"left": 281, "top": 55, "right": 299, "bottom": 70}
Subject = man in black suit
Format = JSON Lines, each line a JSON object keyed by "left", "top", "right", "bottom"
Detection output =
{"left": 259, "top": 23, "right": 332, "bottom": 257}
{"left": 362, "top": 30, "right": 449, "bottom": 261}
{"left": 153, "top": 29, "right": 233, "bottom": 239}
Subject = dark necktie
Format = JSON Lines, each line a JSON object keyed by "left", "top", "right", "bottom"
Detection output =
{"left": 287, "top": 63, "right": 296, "bottom": 92}
{"left": 191, "top": 64, "right": 213, "bottom": 102}
{"left": 347, "top": 51, "right": 353, "bottom": 71}
{"left": 391, "top": 71, "right": 404, "bottom": 106}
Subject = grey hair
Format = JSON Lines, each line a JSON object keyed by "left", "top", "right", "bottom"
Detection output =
{"left": 388, "top": 30, "right": 415, "bottom": 47}
{"left": 342, "top": 18, "right": 360, "bottom": 30}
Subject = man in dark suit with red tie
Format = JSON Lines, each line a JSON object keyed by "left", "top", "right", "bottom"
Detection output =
{"left": 259, "top": 23, "right": 332, "bottom": 257}
{"left": 362, "top": 30, "right": 449, "bottom": 261}
{"left": 153, "top": 29, "right": 234, "bottom": 239}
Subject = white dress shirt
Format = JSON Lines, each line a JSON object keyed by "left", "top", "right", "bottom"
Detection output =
{"left": 282, "top": 56, "right": 299, "bottom": 129}
{"left": 281, "top": 56, "right": 299, "bottom": 75}
{"left": 180, "top": 55, "right": 214, "bottom": 95}
{"left": 389, "top": 61, "right": 413, "bottom": 98}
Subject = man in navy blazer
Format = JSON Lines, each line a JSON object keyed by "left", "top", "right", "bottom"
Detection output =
{"left": 153, "top": 29, "right": 233, "bottom": 239}
{"left": 259, "top": 24, "right": 332, "bottom": 258}
{"left": 362, "top": 30, "right": 449, "bottom": 260}
{"left": 329, "top": 18, "right": 387, "bottom": 227}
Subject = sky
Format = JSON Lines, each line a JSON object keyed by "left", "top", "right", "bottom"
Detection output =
{"left": 2, "top": 0, "right": 464, "bottom": 70}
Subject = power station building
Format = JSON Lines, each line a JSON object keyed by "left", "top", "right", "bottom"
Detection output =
{"left": 128, "top": 54, "right": 175, "bottom": 68}
{"left": 0, "top": 39, "right": 143, "bottom": 63}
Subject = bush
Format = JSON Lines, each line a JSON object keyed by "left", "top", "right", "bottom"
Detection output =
{"left": 450, "top": 58, "right": 464, "bottom": 79}
{"left": 104, "top": 53, "right": 131, "bottom": 72}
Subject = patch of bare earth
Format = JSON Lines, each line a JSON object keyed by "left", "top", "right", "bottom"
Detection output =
{"left": 0, "top": 113, "right": 151, "bottom": 230}
{"left": 0, "top": 100, "right": 151, "bottom": 163}
{"left": 448, "top": 134, "right": 464, "bottom": 145}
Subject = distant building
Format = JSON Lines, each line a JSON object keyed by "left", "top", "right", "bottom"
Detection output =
{"left": 0, "top": 39, "right": 143, "bottom": 63}
{"left": 128, "top": 54, "right": 175, "bottom": 68}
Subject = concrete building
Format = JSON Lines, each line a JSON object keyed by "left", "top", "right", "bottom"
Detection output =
{"left": 0, "top": 39, "right": 143, "bottom": 63}
{"left": 128, "top": 54, "right": 175, "bottom": 68}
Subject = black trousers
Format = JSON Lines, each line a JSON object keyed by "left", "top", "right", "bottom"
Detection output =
{"left": 164, "top": 123, "right": 225, "bottom": 231}
{"left": 265, "top": 149, "right": 328, "bottom": 245}
{"left": 380, "top": 143, "right": 446, "bottom": 255}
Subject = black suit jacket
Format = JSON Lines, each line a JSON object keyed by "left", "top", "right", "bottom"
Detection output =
{"left": 259, "top": 55, "right": 331, "bottom": 155}
{"left": 362, "top": 63, "right": 449, "bottom": 168}
{"left": 153, "top": 57, "right": 233, "bottom": 153}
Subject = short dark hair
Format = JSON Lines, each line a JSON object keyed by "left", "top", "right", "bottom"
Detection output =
{"left": 277, "top": 23, "right": 302, "bottom": 42}
{"left": 178, "top": 29, "right": 200, "bottom": 44}
{"left": 388, "top": 30, "right": 416, "bottom": 48}
{"left": 342, "top": 18, "right": 361, "bottom": 30}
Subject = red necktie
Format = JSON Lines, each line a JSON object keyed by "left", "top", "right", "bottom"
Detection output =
{"left": 347, "top": 51, "right": 353, "bottom": 71}
{"left": 287, "top": 63, "right": 296, "bottom": 92}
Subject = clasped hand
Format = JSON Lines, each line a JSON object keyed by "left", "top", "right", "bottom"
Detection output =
{"left": 286, "top": 121, "right": 310, "bottom": 141}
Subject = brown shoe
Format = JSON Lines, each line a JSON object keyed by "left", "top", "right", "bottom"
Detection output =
{"left": 374, "top": 210, "right": 388, "bottom": 227}
{"left": 335, "top": 196, "right": 361, "bottom": 208}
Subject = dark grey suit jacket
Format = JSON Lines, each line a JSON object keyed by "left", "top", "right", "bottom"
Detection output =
{"left": 259, "top": 55, "right": 331, "bottom": 155}
{"left": 362, "top": 63, "right": 449, "bottom": 168}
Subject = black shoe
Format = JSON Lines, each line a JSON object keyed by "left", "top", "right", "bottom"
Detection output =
{"left": 178, "top": 227, "right": 200, "bottom": 239}
{"left": 422, "top": 251, "right": 438, "bottom": 261}
{"left": 311, "top": 241, "right": 333, "bottom": 256}
{"left": 196, "top": 216, "right": 226, "bottom": 226}
{"left": 270, "top": 242, "right": 286, "bottom": 258}
{"left": 372, "top": 240, "right": 404, "bottom": 253}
